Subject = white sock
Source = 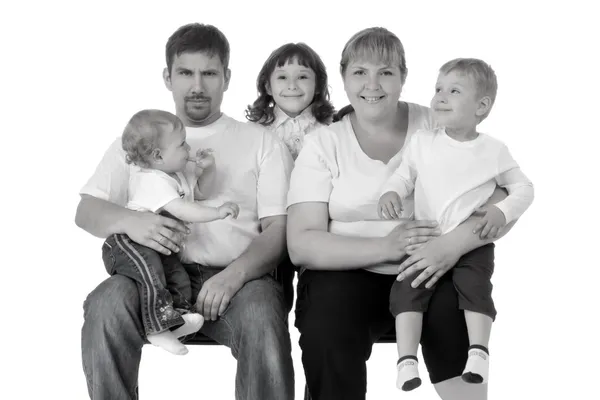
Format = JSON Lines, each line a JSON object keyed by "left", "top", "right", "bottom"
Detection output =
{"left": 396, "top": 356, "right": 421, "bottom": 391}
{"left": 462, "top": 345, "right": 489, "bottom": 384}
{"left": 172, "top": 313, "right": 204, "bottom": 338}
{"left": 147, "top": 330, "right": 188, "bottom": 355}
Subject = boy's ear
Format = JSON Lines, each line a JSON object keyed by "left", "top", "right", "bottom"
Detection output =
{"left": 163, "top": 68, "right": 172, "bottom": 91}
{"left": 476, "top": 96, "right": 492, "bottom": 117}
{"left": 151, "top": 148, "right": 164, "bottom": 164}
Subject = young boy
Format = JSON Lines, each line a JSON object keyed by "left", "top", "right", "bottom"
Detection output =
{"left": 102, "top": 109, "right": 239, "bottom": 355}
{"left": 378, "top": 58, "right": 534, "bottom": 390}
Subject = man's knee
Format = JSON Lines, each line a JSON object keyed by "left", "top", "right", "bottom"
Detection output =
{"left": 83, "top": 275, "right": 140, "bottom": 325}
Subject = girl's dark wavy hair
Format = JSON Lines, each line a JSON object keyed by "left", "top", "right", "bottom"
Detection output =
{"left": 245, "top": 43, "right": 335, "bottom": 126}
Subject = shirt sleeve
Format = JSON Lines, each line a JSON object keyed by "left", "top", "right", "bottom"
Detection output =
{"left": 256, "top": 130, "right": 294, "bottom": 219}
{"left": 493, "top": 168, "right": 534, "bottom": 223}
{"left": 287, "top": 130, "right": 336, "bottom": 207}
{"left": 381, "top": 133, "right": 419, "bottom": 198}
{"left": 128, "top": 171, "right": 183, "bottom": 213}
{"left": 79, "top": 138, "right": 130, "bottom": 207}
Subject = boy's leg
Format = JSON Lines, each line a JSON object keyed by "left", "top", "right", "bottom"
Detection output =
{"left": 390, "top": 275, "right": 434, "bottom": 391}
{"left": 186, "top": 265, "right": 294, "bottom": 400}
{"left": 452, "top": 243, "right": 496, "bottom": 383}
{"left": 82, "top": 275, "right": 145, "bottom": 400}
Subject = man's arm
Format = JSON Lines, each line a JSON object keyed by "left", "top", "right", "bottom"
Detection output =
{"left": 75, "top": 194, "right": 188, "bottom": 255}
{"left": 194, "top": 215, "right": 287, "bottom": 321}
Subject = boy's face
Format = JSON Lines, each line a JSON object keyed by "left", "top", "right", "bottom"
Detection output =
{"left": 267, "top": 59, "right": 316, "bottom": 118}
{"left": 430, "top": 70, "right": 485, "bottom": 130}
{"left": 163, "top": 52, "right": 231, "bottom": 127}
{"left": 155, "top": 127, "right": 191, "bottom": 173}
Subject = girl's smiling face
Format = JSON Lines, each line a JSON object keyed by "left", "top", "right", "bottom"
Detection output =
{"left": 267, "top": 59, "right": 316, "bottom": 118}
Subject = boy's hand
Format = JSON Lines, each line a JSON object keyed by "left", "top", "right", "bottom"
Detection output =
{"left": 472, "top": 205, "right": 506, "bottom": 239}
{"left": 378, "top": 191, "right": 403, "bottom": 220}
{"left": 218, "top": 202, "right": 240, "bottom": 219}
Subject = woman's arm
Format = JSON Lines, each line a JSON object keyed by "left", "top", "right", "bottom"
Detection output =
{"left": 75, "top": 194, "right": 188, "bottom": 255}
{"left": 287, "top": 202, "right": 440, "bottom": 270}
{"left": 398, "top": 187, "right": 517, "bottom": 288}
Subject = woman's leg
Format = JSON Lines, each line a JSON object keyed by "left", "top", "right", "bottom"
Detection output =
{"left": 295, "top": 269, "right": 395, "bottom": 400}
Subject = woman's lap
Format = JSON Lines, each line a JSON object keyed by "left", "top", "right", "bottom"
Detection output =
{"left": 296, "top": 268, "right": 469, "bottom": 384}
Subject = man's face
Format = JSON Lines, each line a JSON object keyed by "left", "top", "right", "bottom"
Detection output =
{"left": 164, "top": 52, "right": 230, "bottom": 127}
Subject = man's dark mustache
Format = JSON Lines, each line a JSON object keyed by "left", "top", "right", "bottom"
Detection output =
{"left": 186, "top": 96, "right": 210, "bottom": 101}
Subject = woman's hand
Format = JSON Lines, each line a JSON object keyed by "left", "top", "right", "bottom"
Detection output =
{"left": 381, "top": 220, "right": 441, "bottom": 262}
{"left": 396, "top": 234, "right": 461, "bottom": 288}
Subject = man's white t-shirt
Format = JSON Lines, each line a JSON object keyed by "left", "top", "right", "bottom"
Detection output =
{"left": 287, "top": 102, "right": 434, "bottom": 275}
{"left": 80, "top": 114, "right": 294, "bottom": 267}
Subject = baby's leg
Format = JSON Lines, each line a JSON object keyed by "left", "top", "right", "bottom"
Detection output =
{"left": 104, "top": 234, "right": 187, "bottom": 355}
{"left": 452, "top": 244, "right": 496, "bottom": 384}
{"left": 395, "top": 312, "right": 423, "bottom": 391}
{"left": 172, "top": 313, "right": 204, "bottom": 338}
{"left": 390, "top": 276, "right": 433, "bottom": 392}
{"left": 147, "top": 331, "right": 188, "bottom": 355}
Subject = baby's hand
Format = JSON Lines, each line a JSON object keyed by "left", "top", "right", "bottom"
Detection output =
{"left": 378, "top": 191, "right": 403, "bottom": 220}
{"left": 472, "top": 205, "right": 506, "bottom": 239}
{"left": 218, "top": 202, "right": 240, "bottom": 219}
{"left": 192, "top": 149, "right": 215, "bottom": 177}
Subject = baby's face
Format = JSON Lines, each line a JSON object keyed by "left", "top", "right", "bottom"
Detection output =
{"left": 268, "top": 59, "right": 316, "bottom": 118}
{"left": 430, "top": 70, "right": 482, "bottom": 129}
{"left": 158, "top": 127, "right": 191, "bottom": 173}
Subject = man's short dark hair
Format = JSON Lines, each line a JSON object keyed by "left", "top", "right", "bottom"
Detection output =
{"left": 165, "top": 23, "right": 230, "bottom": 74}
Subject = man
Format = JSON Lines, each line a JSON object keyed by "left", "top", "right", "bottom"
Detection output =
{"left": 76, "top": 23, "right": 295, "bottom": 400}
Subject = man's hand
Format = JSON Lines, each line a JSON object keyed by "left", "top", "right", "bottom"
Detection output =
{"left": 125, "top": 212, "right": 188, "bottom": 255}
{"left": 378, "top": 191, "right": 403, "bottom": 220}
{"left": 195, "top": 268, "right": 245, "bottom": 321}
{"left": 472, "top": 205, "right": 506, "bottom": 239}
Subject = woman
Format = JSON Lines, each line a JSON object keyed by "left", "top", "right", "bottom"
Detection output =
{"left": 287, "top": 27, "right": 516, "bottom": 400}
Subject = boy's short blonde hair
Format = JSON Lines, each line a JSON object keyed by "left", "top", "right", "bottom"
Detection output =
{"left": 439, "top": 58, "right": 498, "bottom": 121}
{"left": 121, "top": 109, "right": 183, "bottom": 168}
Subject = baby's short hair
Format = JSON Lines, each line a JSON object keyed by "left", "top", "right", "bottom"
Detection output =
{"left": 439, "top": 58, "right": 498, "bottom": 121}
{"left": 122, "top": 109, "right": 183, "bottom": 168}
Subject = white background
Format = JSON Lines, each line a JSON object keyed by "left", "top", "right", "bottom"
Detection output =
{"left": 2, "top": 0, "right": 598, "bottom": 399}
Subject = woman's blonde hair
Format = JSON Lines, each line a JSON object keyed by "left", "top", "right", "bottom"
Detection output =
{"left": 335, "top": 27, "right": 408, "bottom": 121}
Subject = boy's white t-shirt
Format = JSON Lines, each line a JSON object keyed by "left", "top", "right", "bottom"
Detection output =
{"left": 287, "top": 102, "right": 434, "bottom": 275}
{"left": 126, "top": 168, "right": 191, "bottom": 213}
{"left": 381, "top": 127, "right": 534, "bottom": 234}
{"left": 80, "top": 114, "right": 294, "bottom": 267}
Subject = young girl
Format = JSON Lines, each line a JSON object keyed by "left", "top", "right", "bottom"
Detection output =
{"left": 246, "top": 42, "right": 335, "bottom": 159}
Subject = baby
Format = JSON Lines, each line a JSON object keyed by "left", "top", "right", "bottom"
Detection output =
{"left": 102, "top": 109, "right": 239, "bottom": 355}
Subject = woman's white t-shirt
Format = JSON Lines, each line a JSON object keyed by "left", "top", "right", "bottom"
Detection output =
{"left": 287, "top": 102, "right": 434, "bottom": 275}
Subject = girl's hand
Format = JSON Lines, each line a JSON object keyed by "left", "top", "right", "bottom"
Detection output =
{"left": 381, "top": 220, "right": 441, "bottom": 262}
{"left": 472, "top": 205, "right": 506, "bottom": 239}
{"left": 396, "top": 235, "right": 460, "bottom": 288}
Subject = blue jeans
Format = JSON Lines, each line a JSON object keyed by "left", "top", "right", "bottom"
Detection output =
{"left": 82, "top": 264, "right": 295, "bottom": 400}
{"left": 102, "top": 234, "right": 194, "bottom": 335}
